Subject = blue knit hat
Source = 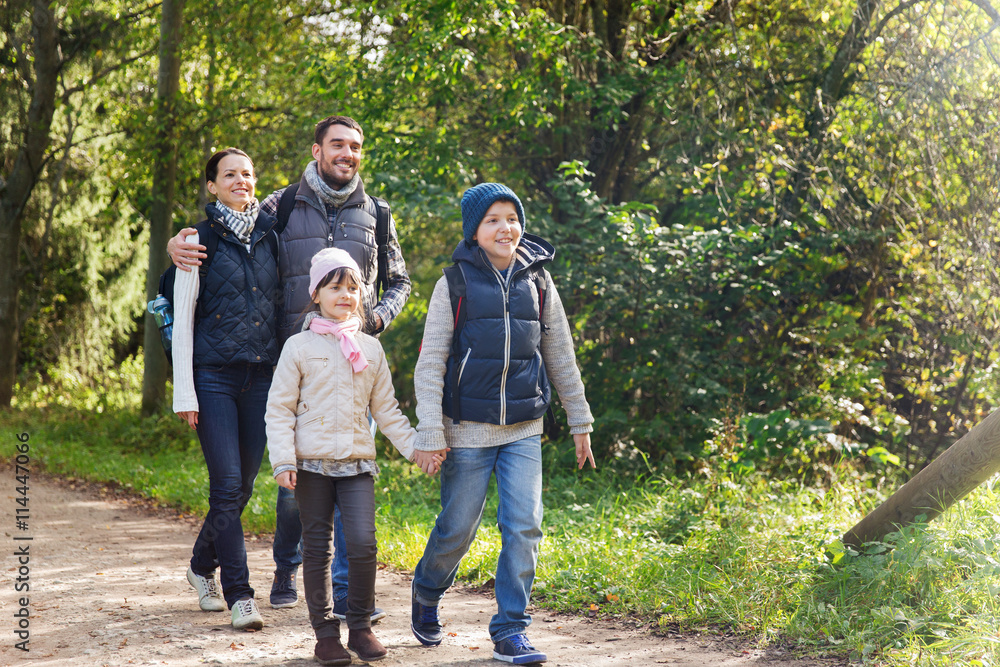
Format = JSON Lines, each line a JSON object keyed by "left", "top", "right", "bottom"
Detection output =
{"left": 461, "top": 183, "right": 525, "bottom": 243}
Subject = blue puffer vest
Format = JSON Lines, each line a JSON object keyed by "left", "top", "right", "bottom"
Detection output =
{"left": 442, "top": 234, "right": 554, "bottom": 426}
{"left": 193, "top": 204, "right": 281, "bottom": 367}
{"left": 277, "top": 175, "right": 380, "bottom": 343}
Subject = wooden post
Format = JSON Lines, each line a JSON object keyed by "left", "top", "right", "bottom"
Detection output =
{"left": 842, "top": 407, "right": 1000, "bottom": 549}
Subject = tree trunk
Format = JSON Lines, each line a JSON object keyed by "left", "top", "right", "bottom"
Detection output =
{"left": 842, "top": 407, "right": 1000, "bottom": 549}
{"left": 141, "top": 0, "right": 186, "bottom": 415}
{"left": 0, "top": 0, "right": 60, "bottom": 408}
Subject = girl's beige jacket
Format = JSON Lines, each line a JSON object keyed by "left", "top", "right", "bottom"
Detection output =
{"left": 265, "top": 328, "right": 416, "bottom": 471}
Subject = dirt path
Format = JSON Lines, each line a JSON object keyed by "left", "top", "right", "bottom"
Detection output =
{"left": 1, "top": 474, "right": 842, "bottom": 667}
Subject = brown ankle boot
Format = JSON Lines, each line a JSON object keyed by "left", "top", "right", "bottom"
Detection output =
{"left": 314, "top": 637, "right": 351, "bottom": 666}
{"left": 348, "top": 627, "right": 388, "bottom": 661}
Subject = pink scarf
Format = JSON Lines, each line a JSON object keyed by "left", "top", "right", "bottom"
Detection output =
{"left": 308, "top": 317, "right": 369, "bottom": 373}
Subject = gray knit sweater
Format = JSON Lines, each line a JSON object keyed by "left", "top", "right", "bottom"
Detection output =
{"left": 413, "top": 270, "right": 594, "bottom": 451}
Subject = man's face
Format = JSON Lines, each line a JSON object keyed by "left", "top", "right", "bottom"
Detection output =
{"left": 311, "top": 123, "right": 363, "bottom": 188}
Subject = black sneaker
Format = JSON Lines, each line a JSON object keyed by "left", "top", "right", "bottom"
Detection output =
{"left": 332, "top": 595, "right": 387, "bottom": 624}
{"left": 269, "top": 568, "right": 298, "bottom": 609}
{"left": 492, "top": 634, "right": 546, "bottom": 664}
{"left": 410, "top": 580, "right": 443, "bottom": 646}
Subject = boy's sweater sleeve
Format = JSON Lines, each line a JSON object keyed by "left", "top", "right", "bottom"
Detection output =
{"left": 540, "top": 273, "right": 594, "bottom": 434}
{"left": 171, "top": 233, "right": 199, "bottom": 414}
{"left": 265, "top": 339, "right": 302, "bottom": 474}
{"left": 412, "top": 276, "right": 453, "bottom": 451}
{"left": 369, "top": 343, "right": 417, "bottom": 460}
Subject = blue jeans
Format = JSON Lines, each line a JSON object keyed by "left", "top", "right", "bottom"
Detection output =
{"left": 189, "top": 363, "right": 272, "bottom": 608}
{"left": 272, "top": 414, "right": 376, "bottom": 600}
{"left": 412, "top": 435, "right": 544, "bottom": 642}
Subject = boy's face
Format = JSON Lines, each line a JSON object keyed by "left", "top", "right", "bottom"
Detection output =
{"left": 473, "top": 200, "right": 522, "bottom": 271}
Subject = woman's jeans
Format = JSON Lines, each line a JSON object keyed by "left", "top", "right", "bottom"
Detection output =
{"left": 295, "top": 470, "right": 378, "bottom": 639}
{"left": 412, "top": 435, "right": 544, "bottom": 643}
{"left": 189, "top": 363, "right": 272, "bottom": 608}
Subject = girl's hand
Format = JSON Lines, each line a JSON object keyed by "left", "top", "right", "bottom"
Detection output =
{"left": 177, "top": 411, "right": 198, "bottom": 430}
{"left": 413, "top": 449, "right": 449, "bottom": 475}
{"left": 574, "top": 433, "right": 596, "bottom": 469}
{"left": 275, "top": 470, "right": 296, "bottom": 490}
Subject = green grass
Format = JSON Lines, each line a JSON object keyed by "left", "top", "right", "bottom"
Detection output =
{"left": 9, "top": 360, "right": 1000, "bottom": 665}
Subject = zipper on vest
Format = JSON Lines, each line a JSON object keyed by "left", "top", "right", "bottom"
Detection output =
{"left": 486, "top": 259, "right": 513, "bottom": 426}
{"left": 457, "top": 348, "right": 472, "bottom": 387}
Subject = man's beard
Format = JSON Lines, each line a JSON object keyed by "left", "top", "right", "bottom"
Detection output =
{"left": 318, "top": 159, "right": 355, "bottom": 189}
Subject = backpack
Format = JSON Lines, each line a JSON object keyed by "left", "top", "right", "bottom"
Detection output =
{"left": 441, "top": 262, "right": 551, "bottom": 425}
{"left": 275, "top": 183, "right": 392, "bottom": 298}
{"left": 149, "top": 219, "right": 220, "bottom": 366}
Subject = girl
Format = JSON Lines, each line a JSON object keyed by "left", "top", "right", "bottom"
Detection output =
{"left": 409, "top": 183, "right": 596, "bottom": 665}
{"left": 265, "top": 248, "right": 440, "bottom": 666}
{"left": 172, "top": 148, "right": 279, "bottom": 631}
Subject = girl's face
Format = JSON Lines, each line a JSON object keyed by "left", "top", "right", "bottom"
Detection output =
{"left": 312, "top": 278, "right": 360, "bottom": 321}
{"left": 473, "top": 200, "right": 522, "bottom": 271}
{"left": 207, "top": 154, "right": 256, "bottom": 211}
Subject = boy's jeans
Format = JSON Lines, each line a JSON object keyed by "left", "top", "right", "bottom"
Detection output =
{"left": 412, "top": 435, "right": 543, "bottom": 643}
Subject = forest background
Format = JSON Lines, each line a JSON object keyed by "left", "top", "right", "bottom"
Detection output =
{"left": 4, "top": 0, "right": 1000, "bottom": 663}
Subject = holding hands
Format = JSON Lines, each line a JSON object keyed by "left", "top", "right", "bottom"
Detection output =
{"left": 412, "top": 449, "right": 448, "bottom": 475}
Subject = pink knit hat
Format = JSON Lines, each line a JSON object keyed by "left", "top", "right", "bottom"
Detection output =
{"left": 308, "top": 248, "right": 362, "bottom": 296}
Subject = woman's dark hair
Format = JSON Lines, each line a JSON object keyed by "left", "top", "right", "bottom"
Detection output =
{"left": 205, "top": 147, "right": 253, "bottom": 184}
{"left": 314, "top": 116, "right": 364, "bottom": 146}
{"left": 309, "top": 266, "right": 368, "bottom": 321}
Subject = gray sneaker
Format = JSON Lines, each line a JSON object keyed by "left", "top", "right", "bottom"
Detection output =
{"left": 231, "top": 597, "right": 264, "bottom": 631}
{"left": 186, "top": 566, "right": 225, "bottom": 612}
{"left": 332, "top": 595, "right": 387, "bottom": 624}
{"left": 269, "top": 568, "right": 298, "bottom": 608}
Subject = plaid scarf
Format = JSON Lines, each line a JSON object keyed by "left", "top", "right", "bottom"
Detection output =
{"left": 213, "top": 198, "right": 260, "bottom": 245}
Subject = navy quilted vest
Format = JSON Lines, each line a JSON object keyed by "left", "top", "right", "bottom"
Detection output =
{"left": 193, "top": 206, "right": 281, "bottom": 367}
{"left": 442, "top": 234, "right": 554, "bottom": 425}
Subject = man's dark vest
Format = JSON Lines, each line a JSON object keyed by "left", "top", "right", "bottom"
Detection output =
{"left": 442, "top": 239, "right": 553, "bottom": 426}
{"left": 277, "top": 176, "right": 379, "bottom": 343}
{"left": 193, "top": 208, "right": 281, "bottom": 367}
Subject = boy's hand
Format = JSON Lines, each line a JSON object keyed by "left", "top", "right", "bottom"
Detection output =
{"left": 275, "top": 470, "right": 297, "bottom": 490}
{"left": 168, "top": 228, "right": 207, "bottom": 271}
{"left": 413, "top": 449, "right": 449, "bottom": 475}
{"left": 574, "top": 433, "right": 596, "bottom": 469}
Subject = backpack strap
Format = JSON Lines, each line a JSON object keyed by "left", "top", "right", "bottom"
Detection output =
{"left": 443, "top": 263, "right": 468, "bottom": 424}
{"left": 194, "top": 219, "right": 219, "bottom": 280}
{"left": 276, "top": 183, "right": 299, "bottom": 235}
{"left": 530, "top": 265, "right": 547, "bottom": 327}
{"left": 371, "top": 196, "right": 390, "bottom": 297}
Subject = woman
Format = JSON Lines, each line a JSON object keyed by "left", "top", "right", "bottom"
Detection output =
{"left": 172, "top": 148, "right": 281, "bottom": 631}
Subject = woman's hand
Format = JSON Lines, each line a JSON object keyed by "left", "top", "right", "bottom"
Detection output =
{"left": 275, "top": 471, "right": 297, "bottom": 490}
{"left": 177, "top": 411, "right": 198, "bottom": 430}
{"left": 168, "top": 228, "right": 207, "bottom": 271}
{"left": 574, "top": 433, "right": 596, "bottom": 470}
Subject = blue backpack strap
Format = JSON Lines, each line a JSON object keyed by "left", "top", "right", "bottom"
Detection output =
{"left": 371, "top": 196, "right": 390, "bottom": 297}
{"left": 443, "top": 263, "right": 468, "bottom": 424}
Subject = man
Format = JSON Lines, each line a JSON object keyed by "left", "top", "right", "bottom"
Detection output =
{"left": 167, "top": 116, "right": 410, "bottom": 627}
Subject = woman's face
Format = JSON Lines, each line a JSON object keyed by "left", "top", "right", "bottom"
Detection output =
{"left": 207, "top": 154, "right": 256, "bottom": 211}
